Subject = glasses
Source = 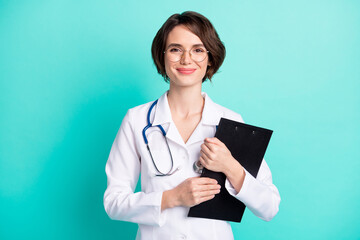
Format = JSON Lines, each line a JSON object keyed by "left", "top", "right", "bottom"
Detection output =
{"left": 164, "top": 46, "right": 209, "bottom": 62}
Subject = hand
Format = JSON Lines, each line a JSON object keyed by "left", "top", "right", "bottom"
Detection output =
{"left": 199, "top": 137, "right": 237, "bottom": 174}
{"left": 161, "top": 177, "right": 220, "bottom": 210}
{"left": 199, "top": 137, "right": 246, "bottom": 194}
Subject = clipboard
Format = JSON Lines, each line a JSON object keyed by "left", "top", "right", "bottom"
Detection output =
{"left": 188, "top": 117, "right": 273, "bottom": 222}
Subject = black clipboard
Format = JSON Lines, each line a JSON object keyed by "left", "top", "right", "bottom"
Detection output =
{"left": 188, "top": 117, "right": 273, "bottom": 222}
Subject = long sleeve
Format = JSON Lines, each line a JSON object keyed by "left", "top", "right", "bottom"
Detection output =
{"left": 103, "top": 109, "right": 166, "bottom": 226}
{"left": 225, "top": 159, "right": 281, "bottom": 221}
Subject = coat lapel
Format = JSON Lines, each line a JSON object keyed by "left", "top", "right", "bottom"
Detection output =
{"left": 185, "top": 92, "right": 223, "bottom": 145}
{"left": 151, "top": 91, "right": 186, "bottom": 147}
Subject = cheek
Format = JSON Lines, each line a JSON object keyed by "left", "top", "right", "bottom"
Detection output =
{"left": 164, "top": 60, "right": 174, "bottom": 76}
{"left": 198, "top": 64, "right": 208, "bottom": 77}
{"left": 202, "top": 64, "right": 208, "bottom": 73}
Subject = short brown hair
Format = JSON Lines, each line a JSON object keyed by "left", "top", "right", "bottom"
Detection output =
{"left": 151, "top": 11, "right": 226, "bottom": 82}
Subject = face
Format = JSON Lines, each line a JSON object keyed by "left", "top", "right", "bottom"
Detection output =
{"left": 164, "top": 25, "right": 210, "bottom": 88}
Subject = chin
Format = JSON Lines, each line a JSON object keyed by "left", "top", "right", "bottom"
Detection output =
{"left": 170, "top": 79, "right": 202, "bottom": 88}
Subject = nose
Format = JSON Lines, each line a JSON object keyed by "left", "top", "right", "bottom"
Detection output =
{"left": 180, "top": 50, "right": 192, "bottom": 64}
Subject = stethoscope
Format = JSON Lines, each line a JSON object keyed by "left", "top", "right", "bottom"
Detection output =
{"left": 142, "top": 99, "right": 204, "bottom": 176}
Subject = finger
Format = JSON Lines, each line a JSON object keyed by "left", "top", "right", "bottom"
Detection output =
{"left": 207, "top": 141, "right": 223, "bottom": 154}
{"left": 197, "top": 189, "right": 221, "bottom": 199}
{"left": 200, "top": 148, "right": 212, "bottom": 162}
{"left": 201, "top": 142, "right": 214, "bottom": 156}
{"left": 194, "top": 181, "right": 221, "bottom": 191}
{"left": 214, "top": 137, "right": 226, "bottom": 146}
{"left": 193, "top": 177, "right": 218, "bottom": 185}
{"left": 205, "top": 137, "right": 222, "bottom": 145}
{"left": 203, "top": 141, "right": 216, "bottom": 153}
{"left": 193, "top": 184, "right": 220, "bottom": 197}
{"left": 199, "top": 156, "right": 207, "bottom": 168}
{"left": 197, "top": 194, "right": 216, "bottom": 205}
{"left": 199, "top": 155, "right": 214, "bottom": 170}
{"left": 214, "top": 137, "right": 225, "bottom": 146}
{"left": 192, "top": 181, "right": 221, "bottom": 194}
{"left": 199, "top": 185, "right": 221, "bottom": 194}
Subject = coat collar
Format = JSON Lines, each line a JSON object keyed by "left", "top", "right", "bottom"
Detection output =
{"left": 151, "top": 91, "right": 223, "bottom": 147}
{"left": 151, "top": 91, "right": 173, "bottom": 126}
{"left": 152, "top": 90, "right": 222, "bottom": 127}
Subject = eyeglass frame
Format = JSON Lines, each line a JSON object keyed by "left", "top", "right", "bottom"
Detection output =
{"left": 163, "top": 44, "right": 210, "bottom": 62}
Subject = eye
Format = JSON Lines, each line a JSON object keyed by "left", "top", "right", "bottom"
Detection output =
{"left": 193, "top": 48, "right": 206, "bottom": 53}
{"left": 169, "top": 47, "right": 182, "bottom": 53}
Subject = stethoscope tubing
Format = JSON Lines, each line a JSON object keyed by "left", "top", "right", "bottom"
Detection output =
{"left": 142, "top": 99, "right": 204, "bottom": 176}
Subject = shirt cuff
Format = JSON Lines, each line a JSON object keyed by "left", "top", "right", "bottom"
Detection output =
{"left": 225, "top": 168, "right": 252, "bottom": 201}
{"left": 155, "top": 191, "right": 168, "bottom": 227}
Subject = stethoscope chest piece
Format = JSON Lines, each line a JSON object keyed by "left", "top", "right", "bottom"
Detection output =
{"left": 193, "top": 160, "right": 203, "bottom": 174}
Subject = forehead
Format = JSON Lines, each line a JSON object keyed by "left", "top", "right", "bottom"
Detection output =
{"left": 166, "top": 25, "right": 204, "bottom": 47}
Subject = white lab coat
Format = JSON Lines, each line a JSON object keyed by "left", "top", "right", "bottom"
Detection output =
{"left": 104, "top": 91, "right": 280, "bottom": 240}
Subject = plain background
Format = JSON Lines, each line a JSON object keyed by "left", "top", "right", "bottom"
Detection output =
{"left": 1, "top": 0, "right": 359, "bottom": 239}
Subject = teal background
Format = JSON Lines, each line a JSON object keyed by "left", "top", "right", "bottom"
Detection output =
{"left": 1, "top": 0, "right": 359, "bottom": 239}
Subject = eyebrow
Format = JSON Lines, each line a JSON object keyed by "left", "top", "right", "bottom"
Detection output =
{"left": 167, "top": 43, "right": 205, "bottom": 48}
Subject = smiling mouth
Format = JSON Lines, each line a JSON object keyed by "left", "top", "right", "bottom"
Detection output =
{"left": 177, "top": 68, "right": 196, "bottom": 74}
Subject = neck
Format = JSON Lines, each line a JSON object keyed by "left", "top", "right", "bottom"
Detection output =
{"left": 167, "top": 85, "right": 204, "bottom": 119}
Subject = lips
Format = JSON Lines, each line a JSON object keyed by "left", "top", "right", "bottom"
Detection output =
{"left": 176, "top": 68, "right": 196, "bottom": 74}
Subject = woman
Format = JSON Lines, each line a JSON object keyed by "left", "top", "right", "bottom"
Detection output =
{"left": 104, "top": 11, "right": 280, "bottom": 240}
